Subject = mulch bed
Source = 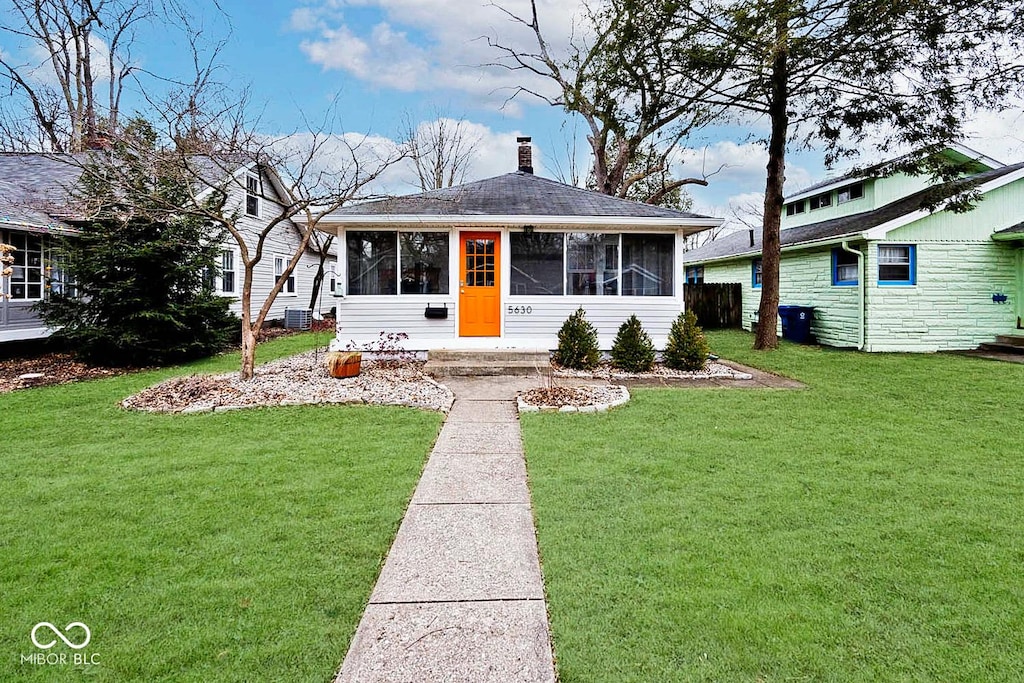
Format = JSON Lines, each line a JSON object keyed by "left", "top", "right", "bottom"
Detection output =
{"left": 0, "top": 322, "right": 336, "bottom": 396}
{"left": 0, "top": 353, "right": 126, "bottom": 394}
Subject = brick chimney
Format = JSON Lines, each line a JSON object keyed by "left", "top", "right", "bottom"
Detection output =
{"left": 517, "top": 136, "right": 533, "bottom": 174}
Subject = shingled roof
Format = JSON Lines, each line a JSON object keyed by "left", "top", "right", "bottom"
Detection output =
{"left": 684, "top": 161, "right": 1024, "bottom": 263}
{"left": 326, "top": 171, "right": 711, "bottom": 219}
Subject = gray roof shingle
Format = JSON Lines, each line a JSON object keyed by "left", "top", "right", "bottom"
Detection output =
{"left": 328, "top": 172, "right": 711, "bottom": 219}
{"left": 684, "top": 161, "right": 1024, "bottom": 263}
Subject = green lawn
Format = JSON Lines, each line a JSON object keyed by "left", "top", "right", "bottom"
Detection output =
{"left": 523, "top": 331, "right": 1024, "bottom": 682}
{"left": 1, "top": 334, "right": 443, "bottom": 682}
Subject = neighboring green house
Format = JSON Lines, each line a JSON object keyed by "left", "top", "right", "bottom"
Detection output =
{"left": 683, "top": 145, "right": 1024, "bottom": 352}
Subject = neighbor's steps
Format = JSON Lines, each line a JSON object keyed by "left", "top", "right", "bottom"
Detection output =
{"left": 423, "top": 349, "right": 551, "bottom": 377}
{"left": 978, "top": 335, "right": 1024, "bottom": 355}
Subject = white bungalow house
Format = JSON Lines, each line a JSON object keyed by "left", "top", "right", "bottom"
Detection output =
{"left": 312, "top": 140, "right": 721, "bottom": 350}
{"left": 0, "top": 153, "right": 334, "bottom": 343}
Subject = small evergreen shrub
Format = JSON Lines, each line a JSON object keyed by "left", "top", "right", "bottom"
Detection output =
{"left": 610, "top": 314, "right": 655, "bottom": 372}
{"left": 664, "top": 310, "right": 711, "bottom": 371}
{"left": 555, "top": 307, "right": 600, "bottom": 370}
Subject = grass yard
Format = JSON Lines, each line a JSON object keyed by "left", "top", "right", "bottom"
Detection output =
{"left": 523, "top": 330, "right": 1024, "bottom": 682}
{"left": 1, "top": 334, "right": 443, "bottom": 682}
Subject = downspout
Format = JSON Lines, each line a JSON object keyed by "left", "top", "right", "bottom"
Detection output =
{"left": 841, "top": 240, "right": 865, "bottom": 350}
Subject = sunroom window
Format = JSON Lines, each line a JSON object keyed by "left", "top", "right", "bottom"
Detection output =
{"left": 622, "top": 234, "right": 673, "bottom": 296}
{"left": 400, "top": 232, "right": 449, "bottom": 294}
{"left": 347, "top": 231, "right": 449, "bottom": 295}
{"left": 510, "top": 232, "right": 564, "bottom": 295}
{"left": 567, "top": 233, "right": 619, "bottom": 295}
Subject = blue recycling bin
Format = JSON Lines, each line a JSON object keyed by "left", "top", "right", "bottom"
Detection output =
{"left": 778, "top": 305, "right": 814, "bottom": 343}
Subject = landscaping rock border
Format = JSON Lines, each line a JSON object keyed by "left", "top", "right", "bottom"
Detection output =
{"left": 553, "top": 360, "right": 753, "bottom": 381}
{"left": 517, "top": 385, "right": 630, "bottom": 414}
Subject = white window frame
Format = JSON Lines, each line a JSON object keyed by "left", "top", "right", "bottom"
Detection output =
{"left": 6, "top": 231, "right": 46, "bottom": 301}
{"left": 274, "top": 255, "right": 297, "bottom": 296}
{"left": 245, "top": 174, "right": 260, "bottom": 218}
{"left": 344, "top": 229, "right": 452, "bottom": 297}
{"left": 219, "top": 249, "right": 237, "bottom": 295}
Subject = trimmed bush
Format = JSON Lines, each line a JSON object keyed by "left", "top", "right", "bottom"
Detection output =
{"left": 555, "top": 307, "right": 600, "bottom": 370}
{"left": 610, "top": 315, "right": 655, "bottom": 372}
{"left": 664, "top": 310, "right": 711, "bottom": 371}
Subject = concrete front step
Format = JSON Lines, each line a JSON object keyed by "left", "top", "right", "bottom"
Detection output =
{"left": 425, "top": 349, "right": 551, "bottom": 377}
{"left": 995, "top": 334, "right": 1024, "bottom": 347}
{"left": 979, "top": 341, "right": 1024, "bottom": 355}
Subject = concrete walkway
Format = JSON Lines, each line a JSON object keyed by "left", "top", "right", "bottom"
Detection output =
{"left": 336, "top": 377, "right": 557, "bottom": 683}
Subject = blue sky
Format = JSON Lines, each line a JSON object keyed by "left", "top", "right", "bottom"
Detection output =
{"left": 4, "top": 0, "right": 1023, "bottom": 225}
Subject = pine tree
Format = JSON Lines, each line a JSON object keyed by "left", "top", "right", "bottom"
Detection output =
{"left": 554, "top": 307, "right": 601, "bottom": 370}
{"left": 36, "top": 119, "right": 238, "bottom": 366}
{"left": 664, "top": 310, "right": 710, "bottom": 371}
{"left": 610, "top": 314, "right": 655, "bottom": 372}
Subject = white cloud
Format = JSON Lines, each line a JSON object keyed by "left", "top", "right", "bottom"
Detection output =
{"left": 291, "top": 0, "right": 582, "bottom": 112}
{"left": 267, "top": 118, "right": 542, "bottom": 200}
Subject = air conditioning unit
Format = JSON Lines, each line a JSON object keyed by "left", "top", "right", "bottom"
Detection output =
{"left": 284, "top": 308, "right": 312, "bottom": 330}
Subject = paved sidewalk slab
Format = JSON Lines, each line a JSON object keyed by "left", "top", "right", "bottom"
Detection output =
{"left": 442, "top": 377, "right": 540, "bottom": 401}
{"left": 336, "top": 601, "right": 555, "bottom": 683}
{"left": 336, "top": 381, "right": 555, "bottom": 683}
{"left": 446, "top": 399, "right": 520, "bottom": 423}
{"left": 434, "top": 422, "right": 524, "bottom": 454}
{"left": 413, "top": 452, "right": 530, "bottom": 504}
{"left": 370, "top": 503, "right": 544, "bottom": 603}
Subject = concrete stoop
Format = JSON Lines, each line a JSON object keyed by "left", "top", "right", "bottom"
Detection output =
{"left": 978, "top": 334, "right": 1024, "bottom": 355}
{"left": 423, "top": 349, "right": 552, "bottom": 377}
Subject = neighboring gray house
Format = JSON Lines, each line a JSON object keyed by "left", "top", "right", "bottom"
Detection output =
{"left": 0, "top": 153, "right": 334, "bottom": 343}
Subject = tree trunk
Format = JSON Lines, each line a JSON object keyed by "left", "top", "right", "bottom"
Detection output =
{"left": 239, "top": 274, "right": 257, "bottom": 380}
{"left": 754, "top": 8, "right": 789, "bottom": 351}
{"left": 240, "top": 323, "right": 256, "bottom": 381}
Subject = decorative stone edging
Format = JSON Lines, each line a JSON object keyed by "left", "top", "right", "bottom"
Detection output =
{"left": 517, "top": 385, "right": 630, "bottom": 414}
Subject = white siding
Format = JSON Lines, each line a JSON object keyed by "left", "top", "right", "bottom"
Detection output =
{"left": 334, "top": 297, "right": 456, "bottom": 342}
{"left": 216, "top": 169, "right": 336, "bottom": 320}
{"left": 503, "top": 296, "right": 683, "bottom": 348}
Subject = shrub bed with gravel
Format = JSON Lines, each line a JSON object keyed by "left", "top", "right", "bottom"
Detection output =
{"left": 121, "top": 350, "right": 454, "bottom": 413}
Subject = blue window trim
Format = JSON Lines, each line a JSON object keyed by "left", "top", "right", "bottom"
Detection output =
{"left": 685, "top": 265, "right": 703, "bottom": 284}
{"left": 831, "top": 248, "right": 859, "bottom": 286}
{"left": 877, "top": 244, "right": 917, "bottom": 286}
{"left": 752, "top": 258, "right": 762, "bottom": 288}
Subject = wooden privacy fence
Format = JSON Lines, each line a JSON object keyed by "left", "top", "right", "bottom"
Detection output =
{"left": 684, "top": 283, "right": 743, "bottom": 329}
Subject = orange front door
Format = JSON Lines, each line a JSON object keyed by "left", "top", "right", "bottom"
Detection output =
{"left": 459, "top": 232, "right": 501, "bottom": 336}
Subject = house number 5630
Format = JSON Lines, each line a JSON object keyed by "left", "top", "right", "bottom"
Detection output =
{"left": 507, "top": 305, "right": 533, "bottom": 315}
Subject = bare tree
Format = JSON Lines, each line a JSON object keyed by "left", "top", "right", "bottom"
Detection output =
{"left": 488, "top": 0, "right": 724, "bottom": 202}
{"left": 76, "top": 79, "right": 406, "bottom": 379}
{"left": 403, "top": 111, "right": 483, "bottom": 191}
{"left": 0, "top": 0, "right": 213, "bottom": 152}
